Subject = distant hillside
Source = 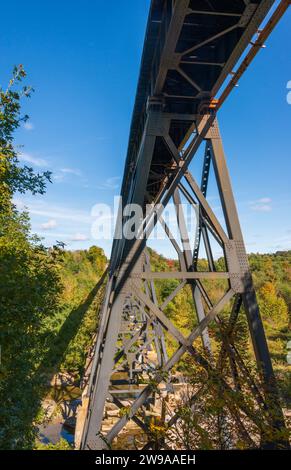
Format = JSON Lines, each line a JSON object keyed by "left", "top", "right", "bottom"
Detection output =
{"left": 43, "top": 246, "right": 107, "bottom": 377}
{"left": 148, "top": 249, "right": 290, "bottom": 405}
{"left": 4, "top": 243, "right": 289, "bottom": 449}
{"left": 53, "top": 247, "right": 290, "bottom": 402}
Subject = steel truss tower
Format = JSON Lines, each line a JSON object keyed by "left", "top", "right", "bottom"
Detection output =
{"left": 77, "top": 0, "right": 290, "bottom": 450}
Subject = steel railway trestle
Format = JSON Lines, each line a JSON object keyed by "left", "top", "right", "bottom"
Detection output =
{"left": 76, "top": 0, "right": 290, "bottom": 450}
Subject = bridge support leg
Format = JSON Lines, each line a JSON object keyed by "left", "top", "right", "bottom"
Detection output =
{"left": 81, "top": 285, "right": 127, "bottom": 449}
{"left": 209, "top": 122, "right": 288, "bottom": 449}
{"left": 79, "top": 115, "right": 289, "bottom": 450}
{"left": 173, "top": 188, "right": 212, "bottom": 353}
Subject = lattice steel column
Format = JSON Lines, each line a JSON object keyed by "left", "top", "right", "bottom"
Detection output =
{"left": 79, "top": 115, "right": 289, "bottom": 450}
{"left": 76, "top": 0, "right": 291, "bottom": 451}
{"left": 208, "top": 120, "right": 288, "bottom": 448}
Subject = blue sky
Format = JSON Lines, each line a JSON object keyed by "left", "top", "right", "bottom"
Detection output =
{"left": 1, "top": 1, "right": 290, "bottom": 257}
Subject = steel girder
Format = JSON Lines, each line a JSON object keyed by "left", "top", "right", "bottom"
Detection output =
{"left": 120, "top": 0, "right": 277, "bottom": 216}
{"left": 77, "top": 0, "right": 290, "bottom": 451}
{"left": 79, "top": 115, "right": 289, "bottom": 450}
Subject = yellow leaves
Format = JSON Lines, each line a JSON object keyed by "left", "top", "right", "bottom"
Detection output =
{"left": 258, "top": 282, "right": 289, "bottom": 329}
{"left": 119, "top": 406, "right": 131, "bottom": 418}
{"left": 149, "top": 418, "right": 167, "bottom": 438}
{"left": 260, "top": 281, "right": 276, "bottom": 298}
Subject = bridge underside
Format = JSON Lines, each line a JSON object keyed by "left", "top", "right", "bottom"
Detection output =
{"left": 121, "top": 0, "right": 275, "bottom": 214}
{"left": 76, "top": 0, "right": 290, "bottom": 450}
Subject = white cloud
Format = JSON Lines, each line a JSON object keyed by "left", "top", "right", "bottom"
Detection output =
{"left": 70, "top": 233, "right": 89, "bottom": 242}
{"left": 37, "top": 231, "right": 70, "bottom": 239}
{"left": 18, "top": 152, "right": 49, "bottom": 168}
{"left": 52, "top": 173, "right": 65, "bottom": 183}
{"left": 60, "top": 167, "right": 82, "bottom": 176}
{"left": 256, "top": 197, "right": 272, "bottom": 204}
{"left": 17, "top": 154, "right": 82, "bottom": 182}
{"left": 23, "top": 121, "right": 34, "bottom": 131}
{"left": 97, "top": 176, "right": 121, "bottom": 190}
{"left": 251, "top": 204, "right": 272, "bottom": 212}
{"left": 52, "top": 167, "right": 82, "bottom": 183}
{"left": 40, "top": 219, "right": 57, "bottom": 230}
{"left": 250, "top": 197, "right": 272, "bottom": 212}
{"left": 13, "top": 198, "right": 92, "bottom": 224}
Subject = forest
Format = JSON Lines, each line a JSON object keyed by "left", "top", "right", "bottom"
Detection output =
{"left": 0, "top": 238, "right": 290, "bottom": 449}
{"left": 0, "top": 67, "right": 290, "bottom": 450}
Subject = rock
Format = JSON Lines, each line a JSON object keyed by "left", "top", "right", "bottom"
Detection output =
{"left": 107, "top": 410, "right": 120, "bottom": 418}
{"left": 105, "top": 402, "right": 119, "bottom": 411}
{"left": 144, "top": 410, "right": 160, "bottom": 417}
{"left": 41, "top": 399, "right": 57, "bottom": 420}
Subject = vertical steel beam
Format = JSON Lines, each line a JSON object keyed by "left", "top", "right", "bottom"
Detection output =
{"left": 173, "top": 189, "right": 212, "bottom": 352}
{"left": 81, "top": 282, "right": 126, "bottom": 449}
{"left": 144, "top": 249, "right": 168, "bottom": 366}
{"left": 77, "top": 0, "right": 290, "bottom": 450}
{"left": 209, "top": 120, "right": 289, "bottom": 449}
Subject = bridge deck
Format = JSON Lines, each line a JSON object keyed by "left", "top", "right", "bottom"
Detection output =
{"left": 121, "top": 0, "right": 274, "bottom": 207}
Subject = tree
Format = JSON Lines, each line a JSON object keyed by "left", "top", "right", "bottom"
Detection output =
{"left": 0, "top": 65, "right": 51, "bottom": 209}
{"left": 258, "top": 282, "right": 288, "bottom": 329}
{"left": 0, "top": 66, "right": 62, "bottom": 449}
